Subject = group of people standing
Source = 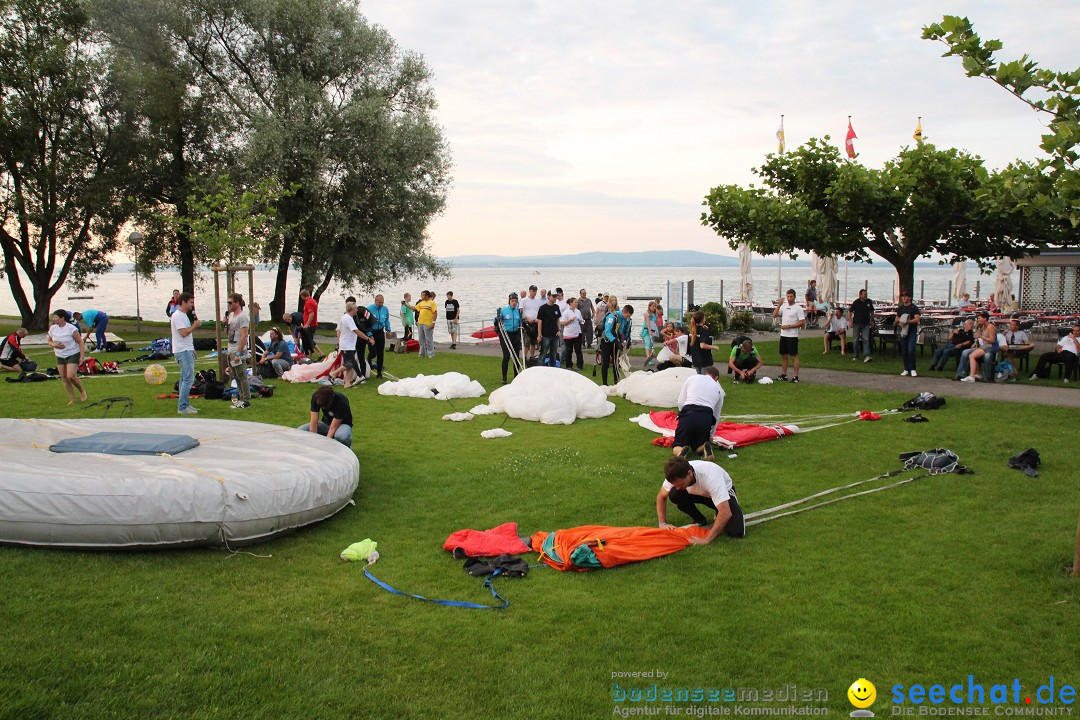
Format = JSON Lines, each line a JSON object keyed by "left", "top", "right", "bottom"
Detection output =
{"left": 494, "top": 286, "right": 639, "bottom": 385}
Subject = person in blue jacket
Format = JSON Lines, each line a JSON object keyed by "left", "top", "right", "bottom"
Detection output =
{"left": 496, "top": 293, "right": 523, "bottom": 384}
{"left": 601, "top": 304, "right": 634, "bottom": 386}
{"left": 366, "top": 294, "right": 392, "bottom": 379}
{"left": 72, "top": 309, "right": 108, "bottom": 352}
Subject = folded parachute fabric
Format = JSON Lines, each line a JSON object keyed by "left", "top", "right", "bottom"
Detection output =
{"left": 281, "top": 351, "right": 341, "bottom": 383}
{"left": 487, "top": 366, "right": 614, "bottom": 424}
{"left": 530, "top": 524, "right": 707, "bottom": 572}
{"left": 632, "top": 412, "right": 798, "bottom": 450}
{"left": 469, "top": 404, "right": 495, "bottom": 415}
{"left": 442, "top": 412, "right": 474, "bottom": 422}
{"left": 603, "top": 367, "right": 701, "bottom": 407}
{"left": 377, "top": 372, "right": 485, "bottom": 400}
{"left": 443, "top": 522, "right": 531, "bottom": 557}
{"left": 341, "top": 538, "right": 379, "bottom": 563}
{"left": 481, "top": 428, "right": 513, "bottom": 439}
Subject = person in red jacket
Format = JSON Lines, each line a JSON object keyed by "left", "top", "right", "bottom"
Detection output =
{"left": 0, "top": 328, "right": 31, "bottom": 372}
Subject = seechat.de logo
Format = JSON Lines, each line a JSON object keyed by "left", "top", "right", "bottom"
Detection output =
{"left": 848, "top": 678, "right": 877, "bottom": 717}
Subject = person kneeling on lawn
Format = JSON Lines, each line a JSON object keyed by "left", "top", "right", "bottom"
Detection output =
{"left": 673, "top": 366, "right": 724, "bottom": 460}
{"left": 300, "top": 385, "right": 353, "bottom": 447}
{"left": 728, "top": 338, "right": 763, "bottom": 383}
{"left": 656, "top": 456, "right": 745, "bottom": 543}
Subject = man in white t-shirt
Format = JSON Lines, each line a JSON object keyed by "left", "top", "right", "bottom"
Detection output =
{"left": 519, "top": 285, "right": 543, "bottom": 361}
{"left": 673, "top": 367, "right": 725, "bottom": 460}
{"left": 338, "top": 301, "right": 369, "bottom": 388}
{"left": 656, "top": 457, "right": 745, "bottom": 542}
{"left": 822, "top": 307, "right": 848, "bottom": 356}
{"left": 772, "top": 288, "right": 806, "bottom": 382}
{"left": 170, "top": 292, "right": 203, "bottom": 414}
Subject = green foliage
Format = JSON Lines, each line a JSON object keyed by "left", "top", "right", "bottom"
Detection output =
{"left": 698, "top": 301, "right": 728, "bottom": 333}
{"left": 727, "top": 311, "right": 755, "bottom": 334}
{"left": 702, "top": 139, "right": 1050, "bottom": 293}
{"left": 161, "top": 174, "right": 292, "bottom": 268}
{"left": 0, "top": 0, "right": 135, "bottom": 328}
{"left": 923, "top": 15, "right": 1079, "bottom": 231}
{"left": 180, "top": 0, "right": 453, "bottom": 317}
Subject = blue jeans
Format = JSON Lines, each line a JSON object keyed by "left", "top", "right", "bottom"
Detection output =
{"left": 541, "top": 336, "right": 559, "bottom": 366}
{"left": 94, "top": 314, "right": 108, "bottom": 351}
{"left": 176, "top": 350, "right": 195, "bottom": 411}
{"left": 900, "top": 329, "right": 918, "bottom": 372}
{"left": 299, "top": 422, "right": 353, "bottom": 447}
{"left": 853, "top": 325, "right": 871, "bottom": 358}
{"left": 930, "top": 343, "right": 956, "bottom": 371}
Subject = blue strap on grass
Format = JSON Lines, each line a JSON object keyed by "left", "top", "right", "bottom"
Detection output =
{"left": 364, "top": 568, "right": 509, "bottom": 610}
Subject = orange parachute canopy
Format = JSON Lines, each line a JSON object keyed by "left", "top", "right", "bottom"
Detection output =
{"left": 529, "top": 524, "right": 708, "bottom": 572}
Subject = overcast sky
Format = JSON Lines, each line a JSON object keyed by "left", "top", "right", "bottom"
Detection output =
{"left": 360, "top": 0, "right": 1078, "bottom": 258}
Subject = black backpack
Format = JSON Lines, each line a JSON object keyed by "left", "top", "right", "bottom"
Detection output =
{"left": 903, "top": 392, "right": 945, "bottom": 410}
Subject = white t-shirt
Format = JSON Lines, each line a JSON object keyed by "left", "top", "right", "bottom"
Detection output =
{"left": 556, "top": 299, "right": 569, "bottom": 316}
{"left": 662, "top": 460, "right": 733, "bottom": 506}
{"left": 1060, "top": 334, "right": 1080, "bottom": 356}
{"left": 339, "top": 313, "right": 359, "bottom": 351}
{"left": 170, "top": 310, "right": 194, "bottom": 353}
{"left": 657, "top": 334, "right": 689, "bottom": 363}
{"left": 677, "top": 374, "right": 725, "bottom": 419}
{"left": 778, "top": 303, "right": 805, "bottom": 338}
{"left": 48, "top": 322, "right": 80, "bottom": 358}
{"left": 827, "top": 315, "right": 848, "bottom": 334}
{"left": 520, "top": 295, "right": 543, "bottom": 322}
{"left": 562, "top": 308, "right": 583, "bottom": 338}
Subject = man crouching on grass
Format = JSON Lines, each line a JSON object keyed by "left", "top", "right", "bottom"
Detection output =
{"left": 656, "top": 457, "right": 745, "bottom": 543}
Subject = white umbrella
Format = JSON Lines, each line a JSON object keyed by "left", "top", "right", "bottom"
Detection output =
{"left": 993, "top": 257, "right": 1015, "bottom": 309}
{"left": 952, "top": 262, "right": 967, "bottom": 304}
{"left": 808, "top": 251, "right": 822, "bottom": 288}
{"left": 738, "top": 242, "right": 753, "bottom": 302}
{"left": 821, "top": 256, "right": 838, "bottom": 304}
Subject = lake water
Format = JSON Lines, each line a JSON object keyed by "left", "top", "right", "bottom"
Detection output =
{"left": 2, "top": 261, "right": 1013, "bottom": 342}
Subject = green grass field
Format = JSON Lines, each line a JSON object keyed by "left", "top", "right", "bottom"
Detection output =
{"left": 2, "top": 327, "right": 1079, "bottom": 719}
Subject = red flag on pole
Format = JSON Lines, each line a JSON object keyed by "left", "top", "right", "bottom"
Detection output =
{"left": 845, "top": 118, "right": 857, "bottom": 159}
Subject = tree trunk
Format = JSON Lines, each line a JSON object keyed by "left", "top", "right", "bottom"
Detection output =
{"left": 893, "top": 257, "right": 916, "bottom": 303}
{"left": 269, "top": 236, "right": 293, "bottom": 323}
{"left": 171, "top": 130, "right": 196, "bottom": 295}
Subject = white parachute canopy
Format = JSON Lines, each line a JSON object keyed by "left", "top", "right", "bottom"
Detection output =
{"left": 486, "top": 366, "right": 615, "bottom": 424}
{"left": 377, "top": 372, "right": 485, "bottom": 400}
{"left": 604, "top": 367, "right": 705, "bottom": 408}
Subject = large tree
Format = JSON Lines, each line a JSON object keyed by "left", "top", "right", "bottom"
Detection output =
{"left": 923, "top": 15, "right": 1078, "bottom": 231}
{"left": 182, "top": 0, "right": 452, "bottom": 320}
{"left": 91, "top": 0, "right": 234, "bottom": 295}
{"left": 0, "top": 0, "right": 134, "bottom": 329}
{"left": 701, "top": 138, "right": 1054, "bottom": 294}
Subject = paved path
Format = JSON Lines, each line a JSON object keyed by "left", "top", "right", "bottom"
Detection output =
{"left": 433, "top": 336, "right": 1080, "bottom": 409}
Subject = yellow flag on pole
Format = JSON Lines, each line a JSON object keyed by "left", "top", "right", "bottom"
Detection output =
{"left": 913, "top": 117, "right": 923, "bottom": 143}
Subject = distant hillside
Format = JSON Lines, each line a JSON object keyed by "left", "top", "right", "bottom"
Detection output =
{"left": 441, "top": 251, "right": 965, "bottom": 270}
{"left": 443, "top": 250, "right": 740, "bottom": 268}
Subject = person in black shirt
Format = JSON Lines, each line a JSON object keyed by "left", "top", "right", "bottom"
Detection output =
{"left": 894, "top": 290, "right": 921, "bottom": 377}
{"left": 300, "top": 385, "right": 353, "bottom": 447}
{"left": 536, "top": 294, "right": 562, "bottom": 367}
{"left": 444, "top": 291, "right": 461, "bottom": 349}
{"left": 929, "top": 318, "right": 974, "bottom": 371}
{"left": 688, "top": 311, "right": 717, "bottom": 374}
{"left": 848, "top": 289, "right": 875, "bottom": 362}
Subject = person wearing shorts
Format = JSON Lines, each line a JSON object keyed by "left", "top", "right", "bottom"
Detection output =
{"left": 773, "top": 289, "right": 805, "bottom": 382}
{"left": 47, "top": 309, "right": 86, "bottom": 404}
{"left": 444, "top": 291, "right": 461, "bottom": 349}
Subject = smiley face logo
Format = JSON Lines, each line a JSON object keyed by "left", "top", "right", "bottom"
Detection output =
{"left": 848, "top": 678, "right": 876, "bottom": 709}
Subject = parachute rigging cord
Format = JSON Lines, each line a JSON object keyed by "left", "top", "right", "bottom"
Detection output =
{"left": 746, "top": 449, "right": 971, "bottom": 527}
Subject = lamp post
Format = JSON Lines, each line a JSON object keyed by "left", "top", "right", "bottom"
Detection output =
{"left": 128, "top": 230, "right": 143, "bottom": 333}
